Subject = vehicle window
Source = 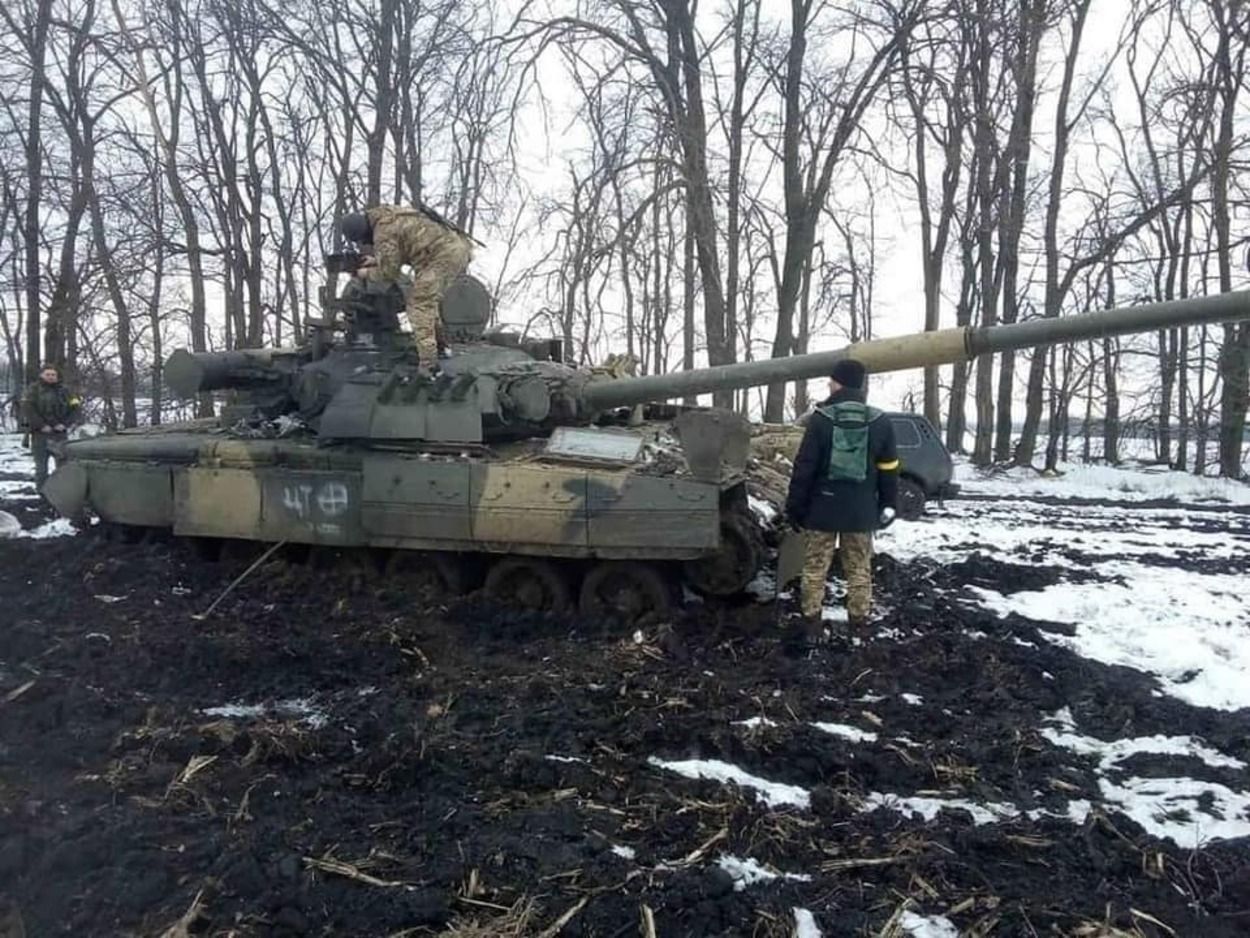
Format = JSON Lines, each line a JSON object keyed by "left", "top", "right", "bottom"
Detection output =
{"left": 891, "top": 418, "right": 922, "bottom": 448}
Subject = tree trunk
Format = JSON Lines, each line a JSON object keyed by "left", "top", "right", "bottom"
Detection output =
{"left": 22, "top": 0, "right": 53, "bottom": 379}
{"left": 1013, "top": 0, "right": 1091, "bottom": 466}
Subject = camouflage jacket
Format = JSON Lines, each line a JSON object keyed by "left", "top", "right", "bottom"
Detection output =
{"left": 365, "top": 204, "right": 474, "bottom": 282}
{"left": 21, "top": 380, "right": 81, "bottom": 430}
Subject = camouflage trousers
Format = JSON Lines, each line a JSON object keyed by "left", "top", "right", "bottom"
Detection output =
{"left": 800, "top": 530, "right": 873, "bottom": 620}
{"left": 403, "top": 228, "right": 472, "bottom": 367}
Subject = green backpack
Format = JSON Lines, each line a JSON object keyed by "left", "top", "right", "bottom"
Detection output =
{"left": 815, "top": 400, "right": 881, "bottom": 483}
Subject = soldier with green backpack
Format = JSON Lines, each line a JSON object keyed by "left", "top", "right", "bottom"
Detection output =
{"left": 785, "top": 359, "right": 899, "bottom": 632}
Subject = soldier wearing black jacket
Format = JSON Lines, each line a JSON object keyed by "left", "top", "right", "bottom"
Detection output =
{"left": 785, "top": 359, "right": 898, "bottom": 629}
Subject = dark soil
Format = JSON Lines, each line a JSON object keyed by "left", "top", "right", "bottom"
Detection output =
{"left": 2, "top": 483, "right": 1249, "bottom": 936}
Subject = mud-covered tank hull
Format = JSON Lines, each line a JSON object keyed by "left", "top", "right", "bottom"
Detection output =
{"left": 55, "top": 432, "right": 727, "bottom": 559}
{"left": 46, "top": 415, "right": 765, "bottom": 620}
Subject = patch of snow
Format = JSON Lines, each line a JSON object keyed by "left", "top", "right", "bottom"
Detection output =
{"left": 1042, "top": 708, "right": 1245, "bottom": 771}
{"left": 611, "top": 844, "right": 636, "bottom": 860}
{"left": 716, "top": 855, "right": 811, "bottom": 892}
{"left": 18, "top": 518, "right": 77, "bottom": 539}
{"left": 204, "top": 703, "right": 267, "bottom": 720}
{"left": 793, "top": 908, "right": 822, "bottom": 938}
{"left": 648, "top": 757, "right": 810, "bottom": 809}
{"left": 955, "top": 458, "right": 1250, "bottom": 506}
{"left": 545, "top": 754, "right": 588, "bottom": 764}
{"left": 862, "top": 792, "right": 1020, "bottom": 826}
{"left": 900, "top": 911, "right": 960, "bottom": 938}
{"left": 900, "top": 694, "right": 924, "bottom": 706}
{"left": 813, "top": 722, "right": 879, "bottom": 743}
{"left": 203, "top": 697, "right": 328, "bottom": 729}
{"left": 1041, "top": 708, "right": 1250, "bottom": 847}
{"left": 1099, "top": 776, "right": 1250, "bottom": 847}
{"left": 972, "top": 564, "right": 1250, "bottom": 710}
{"left": 820, "top": 605, "right": 849, "bottom": 623}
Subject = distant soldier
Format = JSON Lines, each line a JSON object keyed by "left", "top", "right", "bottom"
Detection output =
{"left": 339, "top": 205, "right": 475, "bottom": 372}
{"left": 21, "top": 363, "right": 82, "bottom": 490}
{"left": 785, "top": 359, "right": 898, "bottom": 633}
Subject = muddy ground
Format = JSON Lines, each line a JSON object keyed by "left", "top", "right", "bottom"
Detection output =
{"left": 1, "top": 465, "right": 1248, "bottom": 936}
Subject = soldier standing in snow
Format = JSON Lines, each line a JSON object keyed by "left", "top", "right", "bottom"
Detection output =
{"left": 21, "top": 363, "right": 82, "bottom": 491}
{"left": 339, "top": 205, "right": 475, "bottom": 373}
{"left": 785, "top": 359, "right": 899, "bottom": 635}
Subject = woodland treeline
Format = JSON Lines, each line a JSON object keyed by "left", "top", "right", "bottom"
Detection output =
{"left": 0, "top": 0, "right": 1247, "bottom": 474}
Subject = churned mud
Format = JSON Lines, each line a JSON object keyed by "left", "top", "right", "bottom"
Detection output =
{"left": 1, "top": 472, "right": 1248, "bottom": 936}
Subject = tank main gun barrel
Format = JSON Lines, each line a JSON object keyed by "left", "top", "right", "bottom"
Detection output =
{"left": 580, "top": 290, "right": 1250, "bottom": 411}
{"left": 165, "top": 347, "right": 300, "bottom": 399}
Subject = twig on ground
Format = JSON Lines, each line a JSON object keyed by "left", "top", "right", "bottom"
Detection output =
{"left": 536, "top": 896, "right": 589, "bottom": 937}
{"left": 193, "top": 540, "right": 286, "bottom": 620}
{"left": 2, "top": 681, "right": 35, "bottom": 703}
{"left": 639, "top": 904, "right": 657, "bottom": 938}
{"left": 158, "top": 890, "right": 205, "bottom": 938}
{"left": 672, "top": 826, "right": 728, "bottom": 867}
{"left": 304, "top": 855, "right": 412, "bottom": 889}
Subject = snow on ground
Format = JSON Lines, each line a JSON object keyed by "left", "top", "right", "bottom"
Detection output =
{"left": 900, "top": 911, "right": 960, "bottom": 938}
{"left": 0, "top": 433, "right": 28, "bottom": 475}
{"left": 1040, "top": 708, "right": 1250, "bottom": 847}
{"left": 877, "top": 469, "right": 1250, "bottom": 711}
{"left": 202, "top": 697, "right": 329, "bottom": 729}
{"left": 812, "top": 722, "right": 878, "bottom": 743}
{"left": 793, "top": 908, "right": 822, "bottom": 937}
{"left": 716, "top": 856, "right": 812, "bottom": 891}
{"left": 951, "top": 453, "right": 1250, "bottom": 505}
{"left": 647, "top": 758, "right": 811, "bottom": 809}
{"left": 969, "top": 570, "right": 1249, "bottom": 710}
{"left": 18, "top": 518, "right": 78, "bottom": 539}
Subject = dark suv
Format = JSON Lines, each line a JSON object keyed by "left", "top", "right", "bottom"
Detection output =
{"left": 886, "top": 412, "right": 958, "bottom": 518}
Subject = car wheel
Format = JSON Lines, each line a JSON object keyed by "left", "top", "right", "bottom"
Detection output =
{"left": 897, "top": 477, "right": 926, "bottom": 520}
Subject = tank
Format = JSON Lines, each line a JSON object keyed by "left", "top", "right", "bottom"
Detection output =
{"left": 42, "top": 259, "right": 1250, "bottom": 622}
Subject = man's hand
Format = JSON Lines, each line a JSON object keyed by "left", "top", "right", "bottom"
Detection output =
{"left": 40, "top": 425, "right": 52, "bottom": 433}
{"left": 878, "top": 507, "right": 897, "bottom": 530}
{"left": 53, "top": 424, "right": 65, "bottom": 432}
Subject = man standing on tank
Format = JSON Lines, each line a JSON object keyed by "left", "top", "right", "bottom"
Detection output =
{"left": 21, "top": 362, "right": 82, "bottom": 491}
{"left": 339, "top": 204, "right": 475, "bottom": 373}
{"left": 785, "top": 359, "right": 898, "bottom": 636}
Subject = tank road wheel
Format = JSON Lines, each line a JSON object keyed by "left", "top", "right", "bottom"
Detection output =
{"left": 483, "top": 558, "right": 572, "bottom": 614}
{"left": 386, "top": 550, "right": 467, "bottom": 600}
{"left": 578, "top": 562, "right": 672, "bottom": 626}
{"left": 683, "top": 513, "right": 764, "bottom": 597}
{"left": 897, "top": 477, "right": 927, "bottom": 521}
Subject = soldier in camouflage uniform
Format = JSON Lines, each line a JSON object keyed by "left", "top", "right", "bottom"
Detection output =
{"left": 785, "top": 359, "right": 898, "bottom": 633}
{"left": 340, "top": 205, "right": 475, "bottom": 371}
{"left": 21, "top": 363, "right": 82, "bottom": 490}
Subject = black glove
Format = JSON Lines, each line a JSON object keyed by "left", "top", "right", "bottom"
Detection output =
{"left": 878, "top": 507, "right": 897, "bottom": 530}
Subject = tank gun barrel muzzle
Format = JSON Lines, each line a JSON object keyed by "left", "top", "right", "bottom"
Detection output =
{"left": 580, "top": 290, "right": 1250, "bottom": 411}
{"left": 165, "top": 348, "right": 296, "bottom": 399}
